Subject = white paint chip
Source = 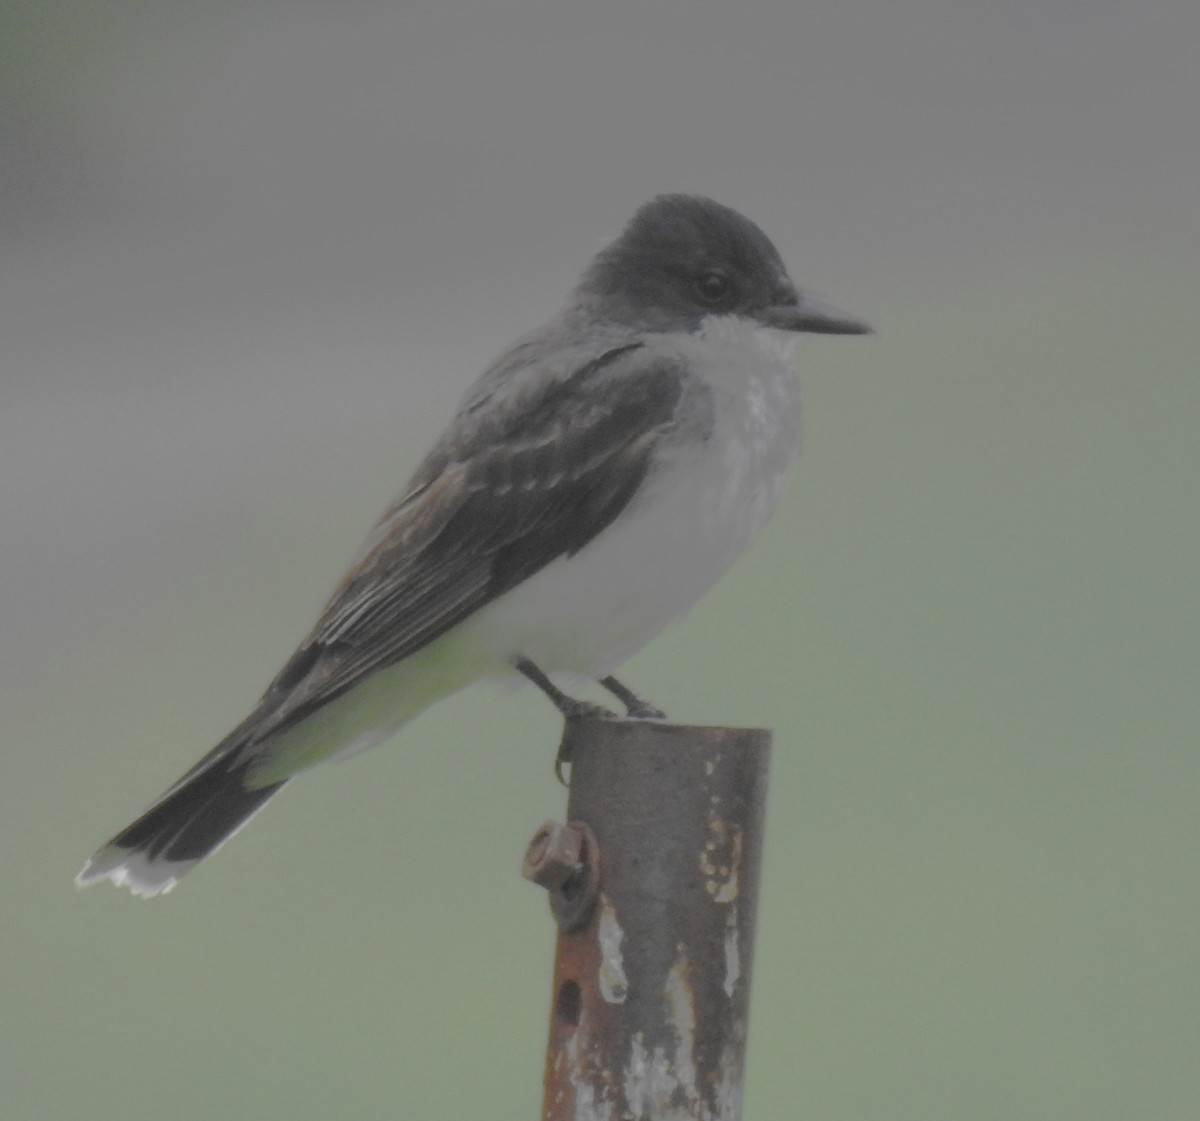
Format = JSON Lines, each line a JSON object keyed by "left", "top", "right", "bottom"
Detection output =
{"left": 723, "top": 905, "right": 741, "bottom": 998}
{"left": 597, "top": 894, "right": 628, "bottom": 1004}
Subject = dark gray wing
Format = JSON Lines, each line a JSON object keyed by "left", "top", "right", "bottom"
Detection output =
{"left": 255, "top": 341, "right": 685, "bottom": 733}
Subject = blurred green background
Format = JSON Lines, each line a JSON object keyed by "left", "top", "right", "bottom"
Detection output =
{"left": 3, "top": 3, "right": 1197, "bottom": 1119}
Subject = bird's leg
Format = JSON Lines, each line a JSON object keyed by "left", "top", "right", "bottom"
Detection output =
{"left": 513, "top": 657, "right": 619, "bottom": 783}
{"left": 514, "top": 658, "right": 618, "bottom": 721}
{"left": 599, "top": 675, "right": 668, "bottom": 720}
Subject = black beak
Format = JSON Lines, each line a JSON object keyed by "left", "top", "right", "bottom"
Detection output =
{"left": 760, "top": 294, "right": 872, "bottom": 335}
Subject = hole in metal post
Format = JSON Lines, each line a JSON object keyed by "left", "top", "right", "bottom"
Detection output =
{"left": 554, "top": 979, "right": 582, "bottom": 1027}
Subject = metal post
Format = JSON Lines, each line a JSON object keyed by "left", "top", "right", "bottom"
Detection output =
{"left": 522, "top": 719, "right": 772, "bottom": 1121}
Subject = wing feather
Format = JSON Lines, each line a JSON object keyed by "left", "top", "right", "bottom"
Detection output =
{"left": 254, "top": 340, "right": 686, "bottom": 735}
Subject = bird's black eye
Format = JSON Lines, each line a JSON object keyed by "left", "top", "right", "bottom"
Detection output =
{"left": 694, "top": 272, "right": 732, "bottom": 304}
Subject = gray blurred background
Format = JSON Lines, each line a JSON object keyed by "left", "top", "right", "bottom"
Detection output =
{"left": 3, "top": 2, "right": 1197, "bottom": 1118}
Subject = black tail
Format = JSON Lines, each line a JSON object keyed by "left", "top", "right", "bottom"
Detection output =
{"left": 77, "top": 756, "right": 286, "bottom": 896}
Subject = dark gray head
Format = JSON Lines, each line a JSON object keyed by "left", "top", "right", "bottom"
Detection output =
{"left": 575, "top": 194, "right": 870, "bottom": 335}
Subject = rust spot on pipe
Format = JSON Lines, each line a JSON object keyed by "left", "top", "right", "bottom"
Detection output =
{"left": 522, "top": 820, "right": 601, "bottom": 932}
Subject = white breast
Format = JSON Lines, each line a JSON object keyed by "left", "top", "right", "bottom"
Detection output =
{"left": 463, "top": 317, "right": 805, "bottom": 682}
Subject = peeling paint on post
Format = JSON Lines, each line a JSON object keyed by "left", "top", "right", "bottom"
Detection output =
{"left": 534, "top": 720, "right": 771, "bottom": 1121}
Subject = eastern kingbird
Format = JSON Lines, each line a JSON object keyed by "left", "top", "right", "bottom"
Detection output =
{"left": 77, "top": 194, "right": 869, "bottom": 896}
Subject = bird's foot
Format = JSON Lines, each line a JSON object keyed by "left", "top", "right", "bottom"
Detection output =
{"left": 553, "top": 699, "right": 622, "bottom": 785}
{"left": 625, "top": 700, "right": 668, "bottom": 720}
{"left": 514, "top": 657, "right": 624, "bottom": 784}
{"left": 559, "top": 698, "right": 621, "bottom": 723}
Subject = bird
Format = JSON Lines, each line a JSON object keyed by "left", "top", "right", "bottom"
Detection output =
{"left": 76, "top": 194, "right": 870, "bottom": 896}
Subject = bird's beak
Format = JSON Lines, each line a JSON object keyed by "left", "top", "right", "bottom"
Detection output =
{"left": 761, "top": 294, "right": 872, "bottom": 335}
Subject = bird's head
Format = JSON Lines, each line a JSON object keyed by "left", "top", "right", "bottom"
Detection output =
{"left": 575, "top": 194, "right": 870, "bottom": 337}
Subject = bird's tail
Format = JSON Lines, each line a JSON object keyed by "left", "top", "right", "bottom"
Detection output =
{"left": 76, "top": 751, "right": 287, "bottom": 898}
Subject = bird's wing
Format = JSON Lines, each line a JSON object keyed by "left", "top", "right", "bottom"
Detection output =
{"left": 252, "top": 340, "right": 686, "bottom": 736}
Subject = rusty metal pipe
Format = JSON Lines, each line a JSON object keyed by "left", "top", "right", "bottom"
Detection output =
{"left": 527, "top": 719, "right": 771, "bottom": 1121}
